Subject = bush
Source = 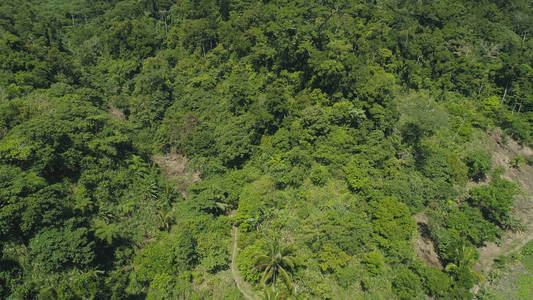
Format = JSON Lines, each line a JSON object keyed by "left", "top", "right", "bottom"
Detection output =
{"left": 510, "top": 155, "right": 527, "bottom": 169}
{"left": 29, "top": 225, "right": 95, "bottom": 272}
{"left": 133, "top": 230, "right": 197, "bottom": 283}
{"left": 420, "top": 266, "right": 452, "bottom": 297}
{"left": 444, "top": 205, "right": 500, "bottom": 246}
{"left": 361, "top": 251, "right": 384, "bottom": 275}
{"left": 309, "top": 165, "right": 329, "bottom": 186}
{"left": 469, "top": 177, "right": 517, "bottom": 227}
{"left": 336, "top": 265, "right": 359, "bottom": 288}
{"left": 392, "top": 267, "right": 422, "bottom": 300}
{"left": 464, "top": 151, "right": 492, "bottom": 181}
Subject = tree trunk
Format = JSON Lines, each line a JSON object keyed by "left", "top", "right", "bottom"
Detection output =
{"left": 164, "top": 16, "right": 168, "bottom": 38}
{"left": 501, "top": 80, "right": 509, "bottom": 104}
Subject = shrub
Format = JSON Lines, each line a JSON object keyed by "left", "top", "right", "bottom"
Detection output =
{"left": 336, "top": 265, "right": 359, "bottom": 288}
{"left": 29, "top": 225, "right": 95, "bottom": 272}
{"left": 309, "top": 165, "right": 329, "bottom": 186}
{"left": 361, "top": 251, "right": 384, "bottom": 275}
{"left": 469, "top": 177, "right": 517, "bottom": 227}
{"left": 392, "top": 267, "right": 422, "bottom": 300}
{"left": 510, "top": 155, "right": 527, "bottom": 169}
{"left": 420, "top": 266, "right": 452, "bottom": 297}
{"left": 464, "top": 151, "right": 492, "bottom": 181}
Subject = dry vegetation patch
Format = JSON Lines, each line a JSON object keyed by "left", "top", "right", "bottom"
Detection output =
{"left": 152, "top": 153, "right": 200, "bottom": 198}
{"left": 108, "top": 104, "right": 124, "bottom": 120}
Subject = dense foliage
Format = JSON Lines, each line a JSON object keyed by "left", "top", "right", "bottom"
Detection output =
{"left": 1, "top": 0, "right": 531, "bottom": 299}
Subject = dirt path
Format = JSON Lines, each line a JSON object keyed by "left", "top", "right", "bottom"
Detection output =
{"left": 231, "top": 225, "right": 257, "bottom": 300}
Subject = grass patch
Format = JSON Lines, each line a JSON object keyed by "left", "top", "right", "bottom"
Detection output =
{"left": 521, "top": 240, "right": 533, "bottom": 272}
{"left": 480, "top": 240, "right": 533, "bottom": 300}
{"left": 517, "top": 274, "right": 533, "bottom": 299}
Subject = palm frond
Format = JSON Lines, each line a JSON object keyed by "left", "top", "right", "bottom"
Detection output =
{"left": 261, "top": 266, "right": 274, "bottom": 286}
{"left": 254, "top": 263, "right": 269, "bottom": 271}
{"left": 254, "top": 254, "right": 271, "bottom": 264}
{"left": 281, "top": 256, "right": 295, "bottom": 270}
{"left": 278, "top": 266, "right": 294, "bottom": 292}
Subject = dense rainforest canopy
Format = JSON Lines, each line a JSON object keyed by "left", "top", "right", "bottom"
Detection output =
{"left": 1, "top": 0, "right": 532, "bottom": 299}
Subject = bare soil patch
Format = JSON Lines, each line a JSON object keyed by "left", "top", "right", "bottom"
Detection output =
{"left": 413, "top": 213, "right": 443, "bottom": 269}
{"left": 152, "top": 153, "right": 200, "bottom": 198}
{"left": 108, "top": 104, "right": 124, "bottom": 120}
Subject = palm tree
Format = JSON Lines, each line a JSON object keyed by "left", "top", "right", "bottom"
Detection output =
{"left": 158, "top": 206, "right": 175, "bottom": 231}
{"left": 253, "top": 239, "right": 299, "bottom": 292}
{"left": 445, "top": 244, "right": 477, "bottom": 272}
{"left": 445, "top": 244, "right": 483, "bottom": 284}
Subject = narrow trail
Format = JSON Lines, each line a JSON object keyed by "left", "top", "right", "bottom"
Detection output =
{"left": 474, "top": 227, "right": 533, "bottom": 273}
{"left": 231, "top": 224, "right": 257, "bottom": 300}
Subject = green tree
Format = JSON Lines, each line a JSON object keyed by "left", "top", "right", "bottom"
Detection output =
{"left": 444, "top": 244, "right": 481, "bottom": 289}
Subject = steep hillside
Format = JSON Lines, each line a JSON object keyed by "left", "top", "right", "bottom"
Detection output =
{"left": 1, "top": 1, "right": 532, "bottom": 299}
